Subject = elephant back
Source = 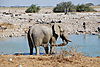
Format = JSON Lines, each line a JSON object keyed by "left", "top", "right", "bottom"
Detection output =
{"left": 29, "top": 24, "right": 53, "bottom": 44}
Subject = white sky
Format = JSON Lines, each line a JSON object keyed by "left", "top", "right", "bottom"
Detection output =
{"left": 0, "top": 0, "right": 99, "bottom": 6}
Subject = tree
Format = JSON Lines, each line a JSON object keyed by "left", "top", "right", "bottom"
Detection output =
{"left": 85, "top": 3, "right": 94, "bottom": 6}
{"left": 76, "top": 4, "right": 94, "bottom": 12}
{"left": 53, "top": 1, "right": 76, "bottom": 13}
{"left": 25, "top": 4, "right": 40, "bottom": 13}
{"left": 53, "top": 1, "right": 95, "bottom": 13}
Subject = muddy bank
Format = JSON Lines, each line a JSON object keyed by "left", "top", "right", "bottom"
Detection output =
{"left": 0, "top": 55, "right": 100, "bottom": 67}
{"left": 0, "top": 7, "right": 100, "bottom": 38}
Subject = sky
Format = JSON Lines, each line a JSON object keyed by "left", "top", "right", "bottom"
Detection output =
{"left": 0, "top": 0, "right": 100, "bottom": 6}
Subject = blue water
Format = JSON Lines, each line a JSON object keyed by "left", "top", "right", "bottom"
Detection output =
{"left": 0, "top": 34, "right": 100, "bottom": 57}
{"left": 69, "top": 34, "right": 100, "bottom": 57}
{"left": 0, "top": 37, "right": 29, "bottom": 55}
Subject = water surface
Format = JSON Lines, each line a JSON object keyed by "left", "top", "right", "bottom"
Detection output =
{"left": 68, "top": 34, "right": 100, "bottom": 57}
{"left": 0, "top": 34, "right": 100, "bottom": 57}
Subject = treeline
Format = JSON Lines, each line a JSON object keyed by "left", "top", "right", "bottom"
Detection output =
{"left": 25, "top": 4, "right": 40, "bottom": 13}
{"left": 25, "top": 1, "right": 97, "bottom": 13}
{"left": 53, "top": 1, "right": 95, "bottom": 13}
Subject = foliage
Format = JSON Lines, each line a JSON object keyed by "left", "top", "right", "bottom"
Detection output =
{"left": 25, "top": 4, "right": 40, "bottom": 13}
{"left": 53, "top": 1, "right": 76, "bottom": 13}
{"left": 53, "top": 1, "right": 95, "bottom": 13}
{"left": 76, "top": 4, "right": 94, "bottom": 12}
{"left": 85, "top": 3, "right": 94, "bottom": 6}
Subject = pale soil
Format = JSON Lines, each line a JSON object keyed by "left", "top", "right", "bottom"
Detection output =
{"left": 0, "top": 55, "right": 100, "bottom": 67}
{"left": 0, "top": 7, "right": 100, "bottom": 37}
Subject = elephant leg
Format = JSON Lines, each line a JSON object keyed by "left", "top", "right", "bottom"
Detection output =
{"left": 49, "top": 39, "right": 54, "bottom": 54}
{"left": 49, "top": 38, "right": 56, "bottom": 54}
{"left": 27, "top": 33, "right": 33, "bottom": 55}
{"left": 29, "top": 39, "right": 33, "bottom": 55}
{"left": 29, "top": 45, "right": 33, "bottom": 55}
{"left": 28, "top": 40, "right": 33, "bottom": 55}
{"left": 44, "top": 46, "right": 49, "bottom": 54}
{"left": 50, "top": 45, "right": 52, "bottom": 54}
{"left": 50, "top": 46, "right": 56, "bottom": 54}
{"left": 43, "top": 44, "right": 49, "bottom": 54}
{"left": 35, "top": 46, "right": 40, "bottom": 55}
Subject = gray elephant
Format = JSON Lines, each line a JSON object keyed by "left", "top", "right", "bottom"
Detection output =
{"left": 27, "top": 23, "right": 71, "bottom": 55}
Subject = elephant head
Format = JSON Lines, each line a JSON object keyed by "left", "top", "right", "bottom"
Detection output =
{"left": 49, "top": 23, "right": 71, "bottom": 54}
{"left": 52, "top": 23, "right": 71, "bottom": 44}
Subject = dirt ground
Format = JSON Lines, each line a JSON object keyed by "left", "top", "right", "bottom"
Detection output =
{"left": 0, "top": 55, "right": 100, "bottom": 67}
{"left": 0, "top": 6, "right": 100, "bottom": 67}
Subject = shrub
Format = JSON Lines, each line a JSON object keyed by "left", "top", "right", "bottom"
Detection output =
{"left": 25, "top": 4, "right": 40, "bottom": 13}
{"left": 53, "top": 1, "right": 95, "bottom": 13}
{"left": 53, "top": 1, "right": 76, "bottom": 13}
{"left": 85, "top": 3, "right": 94, "bottom": 6}
{"left": 76, "top": 4, "right": 94, "bottom": 12}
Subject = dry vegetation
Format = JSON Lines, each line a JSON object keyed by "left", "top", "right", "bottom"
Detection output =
{"left": 0, "top": 54, "right": 100, "bottom": 67}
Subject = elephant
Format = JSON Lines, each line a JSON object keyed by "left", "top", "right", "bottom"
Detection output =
{"left": 27, "top": 23, "right": 71, "bottom": 55}
{"left": 97, "top": 27, "right": 100, "bottom": 32}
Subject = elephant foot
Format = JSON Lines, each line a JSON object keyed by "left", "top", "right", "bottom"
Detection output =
{"left": 30, "top": 53, "right": 33, "bottom": 55}
{"left": 30, "top": 50, "right": 33, "bottom": 55}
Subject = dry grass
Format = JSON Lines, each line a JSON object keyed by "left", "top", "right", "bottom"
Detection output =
{"left": 0, "top": 53, "right": 100, "bottom": 67}
{"left": 0, "top": 23, "right": 14, "bottom": 28}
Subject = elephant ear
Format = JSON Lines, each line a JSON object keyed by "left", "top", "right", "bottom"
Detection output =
{"left": 58, "top": 25, "right": 64, "bottom": 32}
{"left": 53, "top": 24, "right": 60, "bottom": 36}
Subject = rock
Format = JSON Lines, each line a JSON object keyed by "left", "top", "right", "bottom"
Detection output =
{"left": 18, "top": 64, "right": 22, "bottom": 67}
{"left": 8, "top": 58, "right": 13, "bottom": 62}
{"left": 9, "top": 34, "right": 13, "bottom": 37}
{"left": 3, "top": 12, "right": 12, "bottom": 15}
{"left": 15, "top": 14, "right": 21, "bottom": 16}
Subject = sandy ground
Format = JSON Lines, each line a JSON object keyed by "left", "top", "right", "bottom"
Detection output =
{"left": 0, "top": 55, "right": 100, "bottom": 67}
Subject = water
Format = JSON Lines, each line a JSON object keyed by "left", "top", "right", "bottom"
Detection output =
{"left": 68, "top": 34, "right": 100, "bottom": 57}
{"left": 0, "top": 34, "right": 100, "bottom": 57}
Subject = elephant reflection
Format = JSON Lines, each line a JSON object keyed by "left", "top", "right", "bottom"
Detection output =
{"left": 27, "top": 23, "right": 71, "bottom": 55}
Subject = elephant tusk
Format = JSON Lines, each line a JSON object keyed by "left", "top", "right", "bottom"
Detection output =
{"left": 67, "top": 39, "right": 72, "bottom": 42}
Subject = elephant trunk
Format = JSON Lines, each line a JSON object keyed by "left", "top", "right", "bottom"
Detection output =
{"left": 60, "top": 34, "right": 71, "bottom": 46}
{"left": 52, "top": 34, "right": 71, "bottom": 47}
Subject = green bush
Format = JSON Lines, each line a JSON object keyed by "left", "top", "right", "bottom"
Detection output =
{"left": 53, "top": 1, "right": 76, "bottom": 13}
{"left": 85, "top": 3, "right": 94, "bottom": 6}
{"left": 25, "top": 4, "right": 40, "bottom": 13}
{"left": 76, "top": 4, "right": 94, "bottom": 12}
{"left": 53, "top": 2, "right": 95, "bottom": 13}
